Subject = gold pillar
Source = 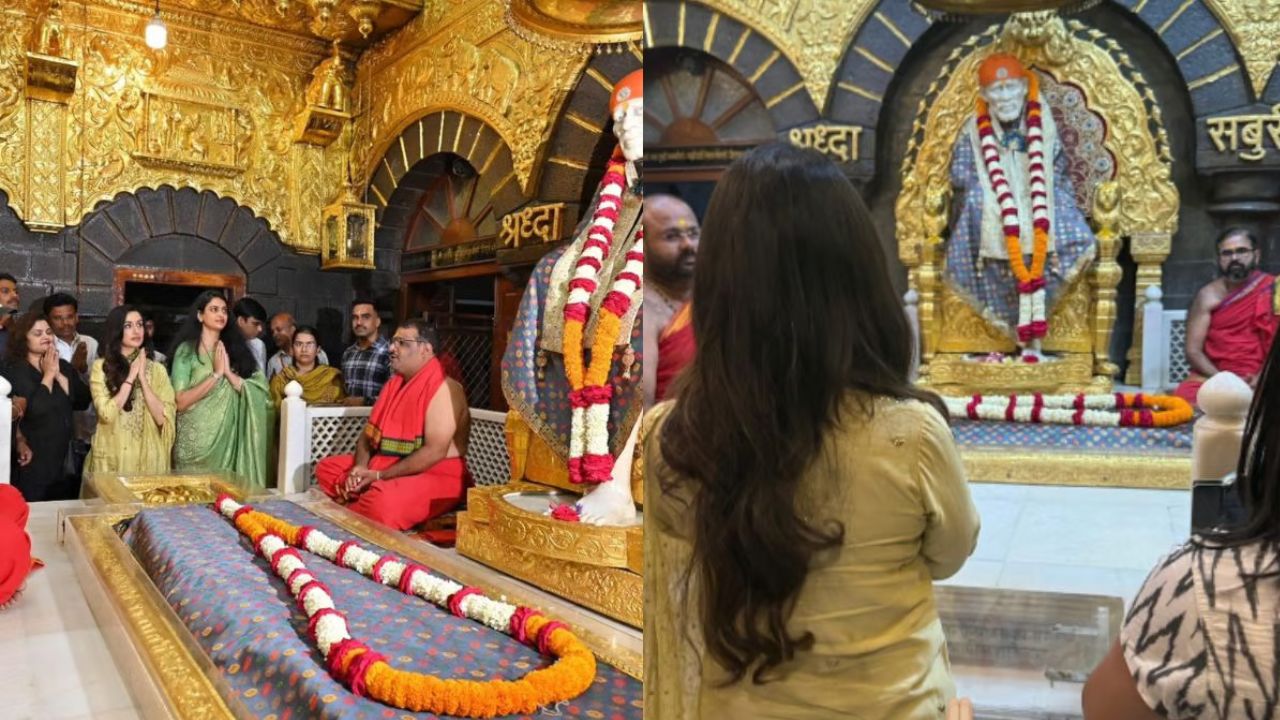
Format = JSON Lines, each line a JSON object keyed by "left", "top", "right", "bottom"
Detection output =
{"left": 1089, "top": 182, "right": 1121, "bottom": 382}
{"left": 1124, "top": 232, "right": 1171, "bottom": 386}
{"left": 24, "top": 97, "right": 67, "bottom": 233}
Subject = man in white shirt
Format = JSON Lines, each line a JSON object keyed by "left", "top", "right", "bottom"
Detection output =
{"left": 44, "top": 292, "right": 98, "bottom": 486}
{"left": 45, "top": 292, "right": 99, "bottom": 373}
{"left": 233, "top": 296, "right": 269, "bottom": 374}
{"left": 266, "top": 311, "right": 328, "bottom": 380}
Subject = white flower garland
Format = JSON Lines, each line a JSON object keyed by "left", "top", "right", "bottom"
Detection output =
{"left": 943, "top": 392, "right": 1193, "bottom": 428}
{"left": 214, "top": 497, "right": 519, "bottom": 651}
{"left": 979, "top": 98, "right": 1049, "bottom": 341}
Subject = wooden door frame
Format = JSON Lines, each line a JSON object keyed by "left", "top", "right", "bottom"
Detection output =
{"left": 112, "top": 268, "right": 246, "bottom": 306}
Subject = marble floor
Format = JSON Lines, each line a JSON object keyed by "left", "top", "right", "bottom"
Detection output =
{"left": 942, "top": 482, "right": 1191, "bottom": 605}
{"left": 948, "top": 481, "right": 1192, "bottom": 719}
{"left": 2, "top": 501, "right": 138, "bottom": 720}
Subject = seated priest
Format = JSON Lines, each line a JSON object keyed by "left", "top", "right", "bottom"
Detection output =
{"left": 269, "top": 325, "right": 345, "bottom": 406}
{"left": 316, "top": 319, "right": 471, "bottom": 530}
{"left": 1176, "top": 228, "right": 1278, "bottom": 406}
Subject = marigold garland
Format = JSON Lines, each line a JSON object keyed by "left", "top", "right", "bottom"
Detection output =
{"left": 214, "top": 495, "right": 597, "bottom": 717}
{"left": 943, "top": 392, "right": 1193, "bottom": 428}
{"left": 977, "top": 71, "right": 1050, "bottom": 343}
{"left": 562, "top": 148, "right": 642, "bottom": 485}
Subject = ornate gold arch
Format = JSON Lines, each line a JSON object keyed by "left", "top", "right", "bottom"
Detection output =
{"left": 351, "top": 0, "right": 593, "bottom": 198}
{"left": 897, "top": 13, "right": 1179, "bottom": 389}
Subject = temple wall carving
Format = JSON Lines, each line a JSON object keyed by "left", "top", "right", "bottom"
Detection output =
{"left": 0, "top": 0, "right": 347, "bottom": 252}
{"left": 351, "top": 0, "right": 594, "bottom": 199}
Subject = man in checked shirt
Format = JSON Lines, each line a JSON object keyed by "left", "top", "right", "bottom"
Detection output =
{"left": 341, "top": 298, "right": 391, "bottom": 406}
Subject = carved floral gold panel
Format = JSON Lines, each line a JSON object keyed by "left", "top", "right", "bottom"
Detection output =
{"left": 1203, "top": 0, "right": 1280, "bottom": 99}
{"left": 352, "top": 0, "right": 592, "bottom": 195}
{"left": 0, "top": 0, "right": 348, "bottom": 250}
{"left": 0, "top": 0, "right": 632, "bottom": 249}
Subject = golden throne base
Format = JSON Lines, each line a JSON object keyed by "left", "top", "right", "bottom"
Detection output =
{"left": 922, "top": 351, "right": 1112, "bottom": 396}
{"left": 456, "top": 482, "right": 643, "bottom": 628}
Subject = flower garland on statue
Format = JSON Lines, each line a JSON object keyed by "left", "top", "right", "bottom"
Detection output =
{"left": 562, "top": 151, "right": 643, "bottom": 485}
{"left": 977, "top": 71, "right": 1049, "bottom": 344}
{"left": 213, "top": 496, "right": 596, "bottom": 717}
{"left": 943, "top": 392, "right": 1193, "bottom": 428}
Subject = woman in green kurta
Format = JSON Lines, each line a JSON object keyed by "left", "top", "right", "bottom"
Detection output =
{"left": 88, "top": 305, "right": 176, "bottom": 474}
{"left": 171, "top": 290, "right": 272, "bottom": 489}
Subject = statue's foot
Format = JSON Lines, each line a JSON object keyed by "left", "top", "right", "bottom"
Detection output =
{"left": 575, "top": 481, "right": 637, "bottom": 527}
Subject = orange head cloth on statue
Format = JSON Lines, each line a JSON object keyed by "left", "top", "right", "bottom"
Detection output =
{"left": 0, "top": 485, "right": 33, "bottom": 608}
{"left": 610, "top": 69, "right": 643, "bottom": 113}
{"left": 978, "top": 53, "right": 1028, "bottom": 87}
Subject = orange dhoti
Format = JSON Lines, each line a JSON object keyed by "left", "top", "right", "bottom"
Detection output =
{"left": 316, "top": 455, "right": 468, "bottom": 531}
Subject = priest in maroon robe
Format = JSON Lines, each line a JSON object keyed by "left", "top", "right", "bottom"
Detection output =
{"left": 1176, "top": 229, "right": 1279, "bottom": 406}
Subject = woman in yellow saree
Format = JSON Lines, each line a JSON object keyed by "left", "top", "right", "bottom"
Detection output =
{"left": 87, "top": 305, "right": 175, "bottom": 474}
{"left": 170, "top": 291, "right": 272, "bottom": 489}
{"left": 269, "top": 325, "right": 345, "bottom": 406}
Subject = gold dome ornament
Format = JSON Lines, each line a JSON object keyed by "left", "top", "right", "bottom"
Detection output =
{"left": 504, "top": 0, "right": 640, "bottom": 54}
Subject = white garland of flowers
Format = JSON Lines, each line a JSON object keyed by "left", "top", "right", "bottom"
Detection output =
{"left": 215, "top": 497, "right": 518, "bottom": 654}
{"left": 979, "top": 102, "right": 1049, "bottom": 338}
{"left": 944, "top": 393, "right": 1133, "bottom": 428}
{"left": 565, "top": 165, "right": 627, "bottom": 480}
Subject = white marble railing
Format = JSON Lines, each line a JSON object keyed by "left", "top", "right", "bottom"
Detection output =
{"left": 276, "top": 380, "right": 511, "bottom": 495}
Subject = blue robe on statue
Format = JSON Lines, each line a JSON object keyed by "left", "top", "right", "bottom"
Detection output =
{"left": 945, "top": 121, "right": 1097, "bottom": 340}
{"left": 501, "top": 192, "right": 643, "bottom": 462}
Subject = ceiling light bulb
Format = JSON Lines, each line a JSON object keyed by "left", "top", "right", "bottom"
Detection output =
{"left": 145, "top": 12, "right": 167, "bottom": 49}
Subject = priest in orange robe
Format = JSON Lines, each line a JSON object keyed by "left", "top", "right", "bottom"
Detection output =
{"left": 316, "top": 319, "right": 471, "bottom": 530}
{"left": 1176, "top": 228, "right": 1278, "bottom": 406}
{"left": 0, "top": 484, "right": 33, "bottom": 608}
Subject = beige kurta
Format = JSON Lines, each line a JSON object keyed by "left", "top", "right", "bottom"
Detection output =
{"left": 644, "top": 396, "right": 980, "bottom": 719}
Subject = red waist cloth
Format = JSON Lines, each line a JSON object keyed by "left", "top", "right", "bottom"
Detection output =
{"left": 315, "top": 455, "right": 468, "bottom": 531}
{"left": 656, "top": 302, "right": 694, "bottom": 402}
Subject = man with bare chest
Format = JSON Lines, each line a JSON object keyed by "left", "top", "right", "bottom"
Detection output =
{"left": 1175, "top": 228, "right": 1278, "bottom": 406}
{"left": 643, "top": 194, "right": 699, "bottom": 406}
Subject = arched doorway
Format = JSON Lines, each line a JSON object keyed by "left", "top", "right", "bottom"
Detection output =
{"left": 645, "top": 47, "right": 775, "bottom": 215}
{"left": 394, "top": 152, "right": 506, "bottom": 410}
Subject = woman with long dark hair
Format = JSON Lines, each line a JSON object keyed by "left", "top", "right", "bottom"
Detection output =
{"left": 86, "top": 305, "right": 175, "bottom": 474}
{"left": 645, "top": 143, "right": 980, "bottom": 718}
{"left": 3, "top": 311, "right": 89, "bottom": 501}
{"left": 1084, "top": 334, "right": 1280, "bottom": 718}
{"left": 170, "top": 290, "right": 271, "bottom": 488}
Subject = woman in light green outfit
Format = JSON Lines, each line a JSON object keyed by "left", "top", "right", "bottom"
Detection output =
{"left": 170, "top": 290, "right": 272, "bottom": 489}
{"left": 88, "top": 305, "right": 176, "bottom": 474}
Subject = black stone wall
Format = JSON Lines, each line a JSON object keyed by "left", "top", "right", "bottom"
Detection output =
{"left": 0, "top": 186, "right": 364, "bottom": 353}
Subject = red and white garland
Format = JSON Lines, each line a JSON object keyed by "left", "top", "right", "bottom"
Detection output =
{"left": 563, "top": 152, "right": 643, "bottom": 485}
{"left": 213, "top": 495, "right": 596, "bottom": 715}
{"left": 944, "top": 392, "right": 1194, "bottom": 428}
{"left": 977, "top": 75, "right": 1050, "bottom": 344}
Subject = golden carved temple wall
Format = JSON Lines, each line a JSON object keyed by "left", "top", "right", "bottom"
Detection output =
{"left": 0, "top": 0, "right": 352, "bottom": 251}
{"left": 351, "top": 0, "right": 594, "bottom": 198}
